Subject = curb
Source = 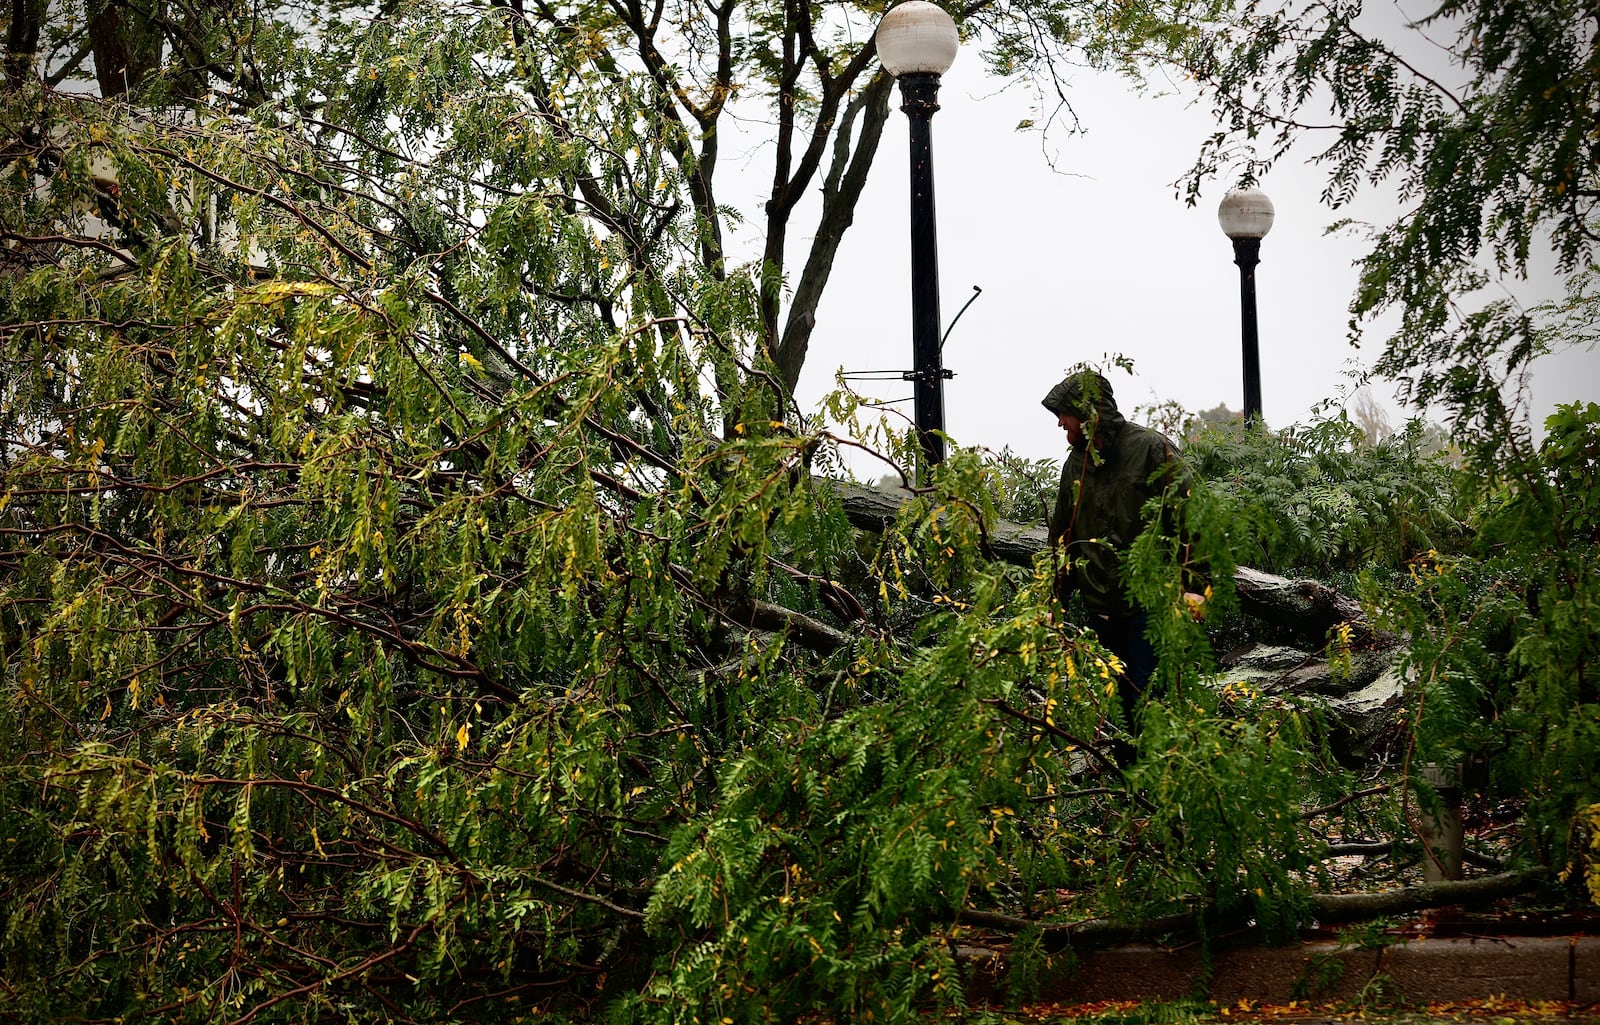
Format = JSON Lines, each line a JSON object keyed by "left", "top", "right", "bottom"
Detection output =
{"left": 965, "top": 935, "right": 1600, "bottom": 1007}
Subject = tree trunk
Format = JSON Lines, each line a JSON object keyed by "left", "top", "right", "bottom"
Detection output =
{"left": 957, "top": 870, "right": 1541, "bottom": 946}
{"left": 770, "top": 73, "right": 895, "bottom": 394}
{"left": 88, "top": 0, "right": 165, "bottom": 98}
{"left": 5, "top": 0, "right": 45, "bottom": 87}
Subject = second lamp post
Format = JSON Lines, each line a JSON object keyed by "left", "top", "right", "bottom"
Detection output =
{"left": 1218, "top": 187, "right": 1275, "bottom": 423}
{"left": 877, "top": 1, "right": 959, "bottom": 469}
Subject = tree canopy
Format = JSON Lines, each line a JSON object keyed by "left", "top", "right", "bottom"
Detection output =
{"left": 1, "top": 0, "right": 1597, "bottom": 1023}
{"left": 1173, "top": 0, "right": 1599, "bottom": 451}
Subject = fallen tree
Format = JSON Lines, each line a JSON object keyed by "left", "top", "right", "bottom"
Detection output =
{"left": 955, "top": 868, "right": 1543, "bottom": 946}
{"left": 825, "top": 479, "right": 1385, "bottom": 643}
{"left": 823, "top": 478, "right": 1410, "bottom": 759}
{"left": 5, "top": 2, "right": 1595, "bottom": 1019}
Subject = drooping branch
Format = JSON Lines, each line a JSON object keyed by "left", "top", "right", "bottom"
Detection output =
{"left": 725, "top": 597, "right": 853, "bottom": 655}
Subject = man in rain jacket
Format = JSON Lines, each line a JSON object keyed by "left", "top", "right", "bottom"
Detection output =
{"left": 1042, "top": 369, "right": 1193, "bottom": 728}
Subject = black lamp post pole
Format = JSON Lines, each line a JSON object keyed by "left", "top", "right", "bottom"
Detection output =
{"left": 1231, "top": 236, "right": 1263, "bottom": 423}
{"left": 898, "top": 71, "right": 948, "bottom": 468}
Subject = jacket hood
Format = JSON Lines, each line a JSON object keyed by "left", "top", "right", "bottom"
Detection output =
{"left": 1042, "top": 371, "right": 1123, "bottom": 421}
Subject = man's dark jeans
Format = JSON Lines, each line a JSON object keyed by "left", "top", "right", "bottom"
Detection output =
{"left": 1091, "top": 609, "right": 1154, "bottom": 730}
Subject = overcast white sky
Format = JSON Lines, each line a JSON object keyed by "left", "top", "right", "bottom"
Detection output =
{"left": 720, "top": 5, "right": 1597, "bottom": 473}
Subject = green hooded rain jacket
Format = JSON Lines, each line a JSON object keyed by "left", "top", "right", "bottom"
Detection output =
{"left": 1041, "top": 371, "right": 1190, "bottom": 617}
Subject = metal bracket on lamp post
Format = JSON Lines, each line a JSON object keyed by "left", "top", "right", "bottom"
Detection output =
{"left": 901, "top": 368, "right": 955, "bottom": 383}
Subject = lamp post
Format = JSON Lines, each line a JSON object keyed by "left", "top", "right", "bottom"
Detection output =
{"left": 877, "top": 1, "right": 959, "bottom": 469}
{"left": 1218, "top": 187, "right": 1275, "bottom": 423}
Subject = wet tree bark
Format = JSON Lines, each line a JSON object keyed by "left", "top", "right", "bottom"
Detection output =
{"left": 956, "top": 870, "right": 1541, "bottom": 945}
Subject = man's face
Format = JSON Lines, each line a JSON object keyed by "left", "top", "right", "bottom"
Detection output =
{"left": 1056, "top": 410, "right": 1085, "bottom": 447}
